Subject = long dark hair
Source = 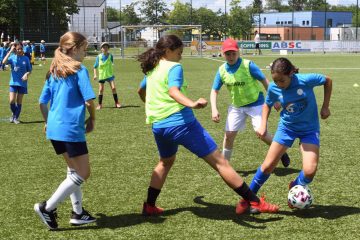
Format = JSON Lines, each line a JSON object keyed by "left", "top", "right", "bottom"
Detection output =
{"left": 271, "top": 57, "right": 299, "bottom": 75}
{"left": 138, "top": 35, "right": 183, "bottom": 74}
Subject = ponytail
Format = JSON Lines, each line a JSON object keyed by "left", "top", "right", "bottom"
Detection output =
{"left": 271, "top": 57, "right": 299, "bottom": 75}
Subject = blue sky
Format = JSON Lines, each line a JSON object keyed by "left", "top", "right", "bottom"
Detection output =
{"left": 107, "top": 0, "right": 355, "bottom": 11}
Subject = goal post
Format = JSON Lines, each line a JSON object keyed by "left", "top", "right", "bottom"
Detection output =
{"left": 119, "top": 25, "right": 203, "bottom": 58}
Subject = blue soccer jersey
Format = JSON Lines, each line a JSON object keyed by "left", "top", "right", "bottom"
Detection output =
{"left": 7, "top": 55, "right": 32, "bottom": 88}
{"left": 39, "top": 65, "right": 96, "bottom": 142}
{"left": 266, "top": 73, "right": 326, "bottom": 132}
{"left": 212, "top": 58, "right": 266, "bottom": 107}
{"left": 40, "top": 43, "right": 46, "bottom": 53}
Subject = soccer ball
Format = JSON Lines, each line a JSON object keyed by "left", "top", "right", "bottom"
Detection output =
{"left": 288, "top": 185, "right": 313, "bottom": 209}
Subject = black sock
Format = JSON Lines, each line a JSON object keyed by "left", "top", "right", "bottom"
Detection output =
{"left": 233, "top": 182, "right": 259, "bottom": 203}
{"left": 113, "top": 93, "right": 119, "bottom": 103}
{"left": 98, "top": 94, "right": 103, "bottom": 105}
{"left": 146, "top": 186, "right": 161, "bottom": 206}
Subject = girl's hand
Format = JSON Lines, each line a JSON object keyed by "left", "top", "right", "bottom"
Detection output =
{"left": 93, "top": 75, "right": 97, "bottom": 81}
{"left": 192, "top": 98, "right": 208, "bottom": 109}
{"left": 320, "top": 106, "right": 331, "bottom": 119}
{"left": 212, "top": 109, "right": 220, "bottom": 123}
{"left": 22, "top": 72, "right": 29, "bottom": 81}
{"left": 273, "top": 101, "right": 282, "bottom": 112}
{"left": 256, "top": 126, "right": 267, "bottom": 139}
{"left": 85, "top": 117, "right": 95, "bottom": 133}
{"left": 43, "top": 123, "right": 47, "bottom": 133}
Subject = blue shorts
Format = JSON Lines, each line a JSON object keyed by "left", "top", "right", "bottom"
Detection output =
{"left": 273, "top": 125, "right": 320, "bottom": 147}
{"left": 50, "top": 140, "right": 88, "bottom": 158}
{"left": 152, "top": 119, "right": 217, "bottom": 158}
{"left": 9, "top": 85, "right": 27, "bottom": 94}
{"left": 98, "top": 76, "right": 115, "bottom": 84}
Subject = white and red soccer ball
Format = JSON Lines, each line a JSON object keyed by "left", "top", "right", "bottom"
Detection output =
{"left": 288, "top": 185, "right": 313, "bottom": 209}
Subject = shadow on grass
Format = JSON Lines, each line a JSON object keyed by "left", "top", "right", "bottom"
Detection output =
{"left": 237, "top": 167, "right": 299, "bottom": 177}
{"left": 56, "top": 196, "right": 282, "bottom": 231}
{"left": 100, "top": 105, "right": 140, "bottom": 109}
{"left": 280, "top": 204, "right": 360, "bottom": 220}
{"left": 20, "top": 120, "right": 45, "bottom": 124}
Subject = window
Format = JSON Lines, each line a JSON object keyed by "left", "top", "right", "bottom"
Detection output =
{"left": 264, "top": 17, "right": 266, "bottom": 24}
{"left": 306, "top": 20, "right": 309, "bottom": 26}
{"left": 285, "top": 21, "right": 287, "bottom": 24}
{"left": 276, "top": 21, "right": 280, "bottom": 25}
{"left": 288, "top": 21, "right": 293, "bottom": 24}
{"left": 281, "top": 21, "right": 283, "bottom": 25}
{"left": 302, "top": 20, "right": 305, "bottom": 25}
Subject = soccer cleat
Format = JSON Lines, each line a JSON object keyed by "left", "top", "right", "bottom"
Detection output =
{"left": 288, "top": 180, "right": 295, "bottom": 190}
{"left": 13, "top": 118, "right": 20, "bottom": 124}
{"left": 280, "top": 153, "right": 290, "bottom": 167}
{"left": 96, "top": 104, "right": 102, "bottom": 110}
{"left": 235, "top": 199, "right": 250, "bottom": 215}
{"left": 115, "top": 103, "right": 122, "bottom": 108}
{"left": 34, "top": 201, "right": 58, "bottom": 230}
{"left": 249, "top": 196, "right": 279, "bottom": 214}
{"left": 69, "top": 208, "right": 96, "bottom": 226}
{"left": 9, "top": 116, "right": 14, "bottom": 123}
{"left": 142, "top": 202, "right": 164, "bottom": 216}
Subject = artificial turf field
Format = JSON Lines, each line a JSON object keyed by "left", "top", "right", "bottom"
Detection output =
{"left": 0, "top": 53, "right": 359, "bottom": 239}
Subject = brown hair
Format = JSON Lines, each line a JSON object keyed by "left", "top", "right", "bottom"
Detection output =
{"left": 49, "top": 32, "right": 87, "bottom": 78}
{"left": 137, "top": 35, "right": 183, "bottom": 74}
{"left": 271, "top": 57, "right": 299, "bottom": 75}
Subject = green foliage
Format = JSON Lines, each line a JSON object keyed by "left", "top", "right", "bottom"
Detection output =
{"left": 229, "top": 0, "right": 252, "bottom": 39}
{"left": 138, "top": 0, "right": 169, "bottom": 24}
{"left": 288, "top": 0, "right": 307, "bottom": 11}
{"left": 107, "top": 6, "right": 120, "bottom": 22}
{"left": 168, "top": 0, "right": 192, "bottom": 25}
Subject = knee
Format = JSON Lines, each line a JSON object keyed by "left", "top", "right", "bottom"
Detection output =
{"left": 78, "top": 168, "right": 91, "bottom": 180}
{"left": 303, "top": 164, "right": 318, "bottom": 178}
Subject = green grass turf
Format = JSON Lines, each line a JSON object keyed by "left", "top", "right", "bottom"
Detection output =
{"left": 0, "top": 54, "right": 359, "bottom": 239}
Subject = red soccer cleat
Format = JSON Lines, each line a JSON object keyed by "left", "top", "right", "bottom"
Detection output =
{"left": 235, "top": 199, "right": 250, "bottom": 215}
{"left": 142, "top": 202, "right": 164, "bottom": 216}
{"left": 249, "top": 196, "right": 279, "bottom": 214}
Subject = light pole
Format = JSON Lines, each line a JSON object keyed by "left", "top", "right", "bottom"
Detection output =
{"left": 356, "top": 0, "right": 359, "bottom": 40}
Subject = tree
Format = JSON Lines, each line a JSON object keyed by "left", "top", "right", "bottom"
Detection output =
{"left": 0, "top": 0, "right": 78, "bottom": 42}
{"left": 107, "top": 7, "right": 120, "bottom": 22}
{"left": 288, "top": 0, "right": 307, "bottom": 11}
{"left": 265, "top": 0, "right": 283, "bottom": 11}
{"left": 228, "top": 0, "right": 252, "bottom": 39}
{"left": 167, "top": 0, "right": 192, "bottom": 25}
{"left": 138, "top": 0, "right": 169, "bottom": 24}
{"left": 122, "top": 3, "right": 141, "bottom": 25}
{"left": 252, "top": 0, "right": 263, "bottom": 13}
{"left": 193, "top": 7, "right": 222, "bottom": 39}
{"left": 304, "top": 0, "right": 328, "bottom": 10}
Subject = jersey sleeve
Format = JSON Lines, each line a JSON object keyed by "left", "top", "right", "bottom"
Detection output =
{"left": 264, "top": 83, "right": 277, "bottom": 107}
{"left": 93, "top": 56, "right": 99, "bottom": 68}
{"left": 77, "top": 67, "right": 96, "bottom": 101}
{"left": 302, "top": 73, "right": 326, "bottom": 87}
{"left": 139, "top": 77, "right": 147, "bottom": 89}
{"left": 168, "top": 65, "right": 184, "bottom": 88}
{"left": 39, "top": 79, "right": 51, "bottom": 104}
{"left": 249, "top": 61, "right": 266, "bottom": 81}
{"left": 212, "top": 70, "right": 223, "bottom": 90}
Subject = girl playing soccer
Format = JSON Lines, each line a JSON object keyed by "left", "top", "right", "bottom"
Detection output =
{"left": 210, "top": 38, "right": 290, "bottom": 167}
{"left": 93, "top": 42, "right": 121, "bottom": 109}
{"left": 247, "top": 57, "right": 332, "bottom": 202}
{"left": 34, "top": 32, "right": 96, "bottom": 230}
{"left": 2, "top": 42, "right": 32, "bottom": 124}
{"left": 137, "top": 35, "right": 279, "bottom": 216}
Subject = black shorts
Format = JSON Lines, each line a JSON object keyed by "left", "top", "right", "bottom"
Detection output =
{"left": 51, "top": 140, "right": 88, "bottom": 158}
{"left": 255, "top": 43, "right": 260, "bottom": 49}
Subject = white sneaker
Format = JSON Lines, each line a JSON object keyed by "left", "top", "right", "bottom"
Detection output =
{"left": 13, "top": 118, "right": 20, "bottom": 124}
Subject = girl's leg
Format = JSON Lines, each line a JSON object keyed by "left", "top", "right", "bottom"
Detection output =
{"left": 292, "top": 143, "right": 319, "bottom": 186}
{"left": 109, "top": 81, "right": 121, "bottom": 107}
{"left": 249, "top": 141, "right": 288, "bottom": 194}
{"left": 146, "top": 155, "right": 176, "bottom": 205}
{"left": 222, "top": 131, "right": 238, "bottom": 160}
{"left": 14, "top": 93, "right": 24, "bottom": 121}
{"left": 202, "top": 149, "right": 279, "bottom": 214}
{"left": 45, "top": 153, "right": 90, "bottom": 212}
{"left": 97, "top": 83, "right": 104, "bottom": 109}
{"left": 9, "top": 92, "right": 17, "bottom": 121}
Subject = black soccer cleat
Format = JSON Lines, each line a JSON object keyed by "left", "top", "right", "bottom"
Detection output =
{"left": 34, "top": 201, "right": 58, "bottom": 230}
{"left": 69, "top": 208, "right": 96, "bottom": 226}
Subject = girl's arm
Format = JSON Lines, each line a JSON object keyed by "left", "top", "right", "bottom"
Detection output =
{"left": 210, "top": 89, "right": 220, "bottom": 123}
{"left": 320, "top": 76, "right": 332, "bottom": 119}
{"left": 85, "top": 99, "right": 95, "bottom": 133}
{"left": 2, "top": 45, "right": 14, "bottom": 64}
{"left": 169, "top": 87, "right": 207, "bottom": 109}
{"left": 256, "top": 103, "right": 271, "bottom": 139}
{"left": 137, "top": 87, "right": 146, "bottom": 103}
{"left": 39, "top": 103, "right": 49, "bottom": 133}
{"left": 260, "top": 78, "right": 270, "bottom": 91}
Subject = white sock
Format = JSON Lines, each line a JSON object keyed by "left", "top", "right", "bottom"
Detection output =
{"left": 223, "top": 148, "right": 233, "bottom": 161}
{"left": 46, "top": 171, "right": 84, "bottom": 212}
{"left": 67, "top": 168, "right": 83, "bottom": 214}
